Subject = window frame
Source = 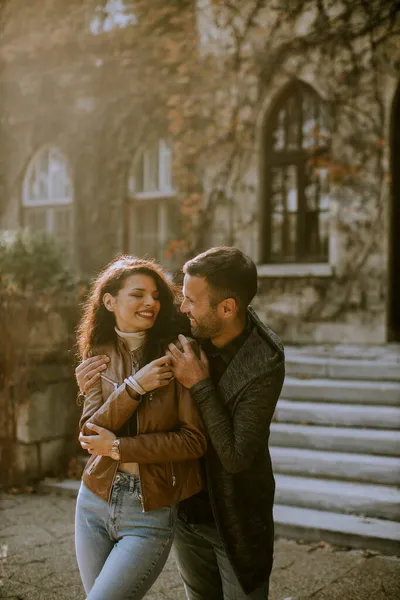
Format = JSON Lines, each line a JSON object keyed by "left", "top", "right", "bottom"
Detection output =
{"left": 22, "top": 146, "right": 73, "bottom": 208}
{"left": 21, "top": 146, "right": 74, "bottom": 243}
{"left": 261, "top": 82, "right": 330, "bottom": 265}
{"left": 126, "top": 140, "right": 179, "bottom": 265}
{"left": 129, "top": 139, "right": 175, "bottom": 199}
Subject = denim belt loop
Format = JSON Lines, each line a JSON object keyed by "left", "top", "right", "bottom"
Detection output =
{"left": 129, "top": 476, "right": 135, "bottom": 494}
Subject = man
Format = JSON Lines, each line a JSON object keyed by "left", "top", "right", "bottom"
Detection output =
{"left": 76, "top": 247, "right": 285, "bottom": 600}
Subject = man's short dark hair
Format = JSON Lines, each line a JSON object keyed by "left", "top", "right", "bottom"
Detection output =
{"left": 183, "top": 247, "right": 258, "bottom": 312}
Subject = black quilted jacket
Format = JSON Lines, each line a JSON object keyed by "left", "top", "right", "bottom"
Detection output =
{"left": 191, "top": 307, "right": 285, "bottom": 594}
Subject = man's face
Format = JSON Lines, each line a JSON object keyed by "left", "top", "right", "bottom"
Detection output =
{"left": 181, "top": 274, "right": 224, "bottom": 339}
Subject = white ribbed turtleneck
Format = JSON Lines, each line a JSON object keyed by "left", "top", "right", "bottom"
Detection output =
{"left": 114, "top": 327, "right": 146, "bottom": 352}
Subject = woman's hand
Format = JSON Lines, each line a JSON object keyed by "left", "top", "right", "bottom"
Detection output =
{"left": 79, "top": 423, "right": 116, "bottom": 456}
{"left": 134, "top": 355, "right": 174, "bottom": 392}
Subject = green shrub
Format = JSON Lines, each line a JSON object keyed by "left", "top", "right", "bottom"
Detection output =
{"left": 0, "top": 231, "right": 76, "bottom": 293}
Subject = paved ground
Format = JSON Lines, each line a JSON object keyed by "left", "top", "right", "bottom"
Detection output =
{"left": 1, "top": 490, "right": 399, "bottom": 600}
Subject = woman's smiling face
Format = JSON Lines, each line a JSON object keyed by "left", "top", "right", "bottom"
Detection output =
{"left": 103, "top": 273, "right": 161, "bottom": 333}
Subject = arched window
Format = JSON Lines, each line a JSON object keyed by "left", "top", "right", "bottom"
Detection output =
{"left": 22, "top": 146, "right": 73, "bottom": 244}
{"left": 126, "top": 139, "right": 178, "bottom": 264}
{"left": 262, "top": 82, "right": 331, "bottom": 263}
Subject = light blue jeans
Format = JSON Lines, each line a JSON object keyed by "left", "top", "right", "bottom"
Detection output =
{"left": 75, "top": 473, "right": 176, "bottom": 600}
{"left": 173, "top": 518, "right": 269, "bottom": 600}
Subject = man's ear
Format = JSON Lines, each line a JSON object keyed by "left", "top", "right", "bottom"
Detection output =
{"left": 103, "top": 292, "right": 115, "bottom": 312}
{"left": 221, "top": 297, "right": 238, "bottom": 319}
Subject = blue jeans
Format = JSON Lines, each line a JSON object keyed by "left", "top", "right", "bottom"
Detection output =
{"left": 75, "top": 474, "right": 176, "bottom": 600}
{"left": 173, "top": 518, "right": 269, "bottom": 600}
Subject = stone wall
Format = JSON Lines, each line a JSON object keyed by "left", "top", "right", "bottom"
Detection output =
{"left": 12, "top": 364, "right": 79, "bottom": 481}
{"left": 0, "top": 293, "right": 80, "bottom": 484}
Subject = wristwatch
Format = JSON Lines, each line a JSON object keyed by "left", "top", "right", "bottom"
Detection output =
{"left": 110, "top": 439, "right": 121, "bottom": 461}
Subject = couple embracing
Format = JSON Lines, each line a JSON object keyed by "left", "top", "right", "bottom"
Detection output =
{"left": 74, "top": 246, "right": 285, "bottom": 600}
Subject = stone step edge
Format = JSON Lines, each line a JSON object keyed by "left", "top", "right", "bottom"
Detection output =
{"left": 274, "top": 504, "right": 400, "bottom": 556}
{"left": 276, "top": 399, "right": 400, "bottom": 413}
{"left": 275, "top": 473, "right": 400, "bottom": 496}
{"left": 282, "top": 377, "right": 400, "bottom": 405}
{"left": 274, "top": 474, "right": 400, "bottom": 521}
{"left": 270, "top": 446, "right": 400, "bottom": 464}
{"left": 274, "top": 400, "right": 400, "bottom": 429}
{"left": 270, "top": 447, "right": 400, "bottom": 485}
{"left": 271, "top": 422, "right": 400, "bottom": 439}
{"left": 270, "top": 423, "right": 400, "bottom": 456}
{"left": 285, "top": 363, "right": 400, "bottom": 382}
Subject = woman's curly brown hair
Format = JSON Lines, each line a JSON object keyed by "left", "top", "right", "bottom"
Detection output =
{"left": 77, "top": 255, "right": 189, "bottom": 363}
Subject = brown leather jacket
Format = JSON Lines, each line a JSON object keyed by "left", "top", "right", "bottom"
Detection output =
{"left": 80, "top": 337, "right": 207, "bottom": 510}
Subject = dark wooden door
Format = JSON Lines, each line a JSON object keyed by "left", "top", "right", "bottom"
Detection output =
{"left": 389, "top": 84, "right": 400, "bottom": 341}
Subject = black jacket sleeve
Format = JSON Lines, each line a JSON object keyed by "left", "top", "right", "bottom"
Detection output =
{"left": 190, "top": 364, "right": 284, "bottom": 473}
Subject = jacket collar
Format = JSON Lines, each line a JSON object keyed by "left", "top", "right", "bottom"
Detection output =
{"left": 216, "top": 307, "right": 284, "bottom": 401}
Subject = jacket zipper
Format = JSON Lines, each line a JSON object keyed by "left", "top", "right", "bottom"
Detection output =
{"left": 171, "top": 462, "right": 176, "bottom": 487}
{"left": 101, "top": 371, "right": 120, "bottom": 501}
{"left": 86, "top": 454, "right": 101, "bottom": 474}
{"left": 89, "top": 345, "right": 129, "bottom": 503}
{"left": 130, "top": 349, "right": 145, "bottom": 512}
{"left": 86, "top": 372, "right": 119, "bottom": 491}
{"left": 136, "top": 407, "right": 146, "bottom": 512}
{"left": 135, "top": 391, "right": 154, "bottom": 511}
{"left": 100, "top": 373, "right": 119, "bottom": 390}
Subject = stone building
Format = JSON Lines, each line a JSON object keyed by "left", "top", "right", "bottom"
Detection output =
{"left": 1, "top": 1, "right": 400, "bottom": 550}
{"left": 0, "top": 0, "right": 399, "bottom": 346}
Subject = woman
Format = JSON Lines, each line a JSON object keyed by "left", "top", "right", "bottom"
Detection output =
{"left": 75, "top": 256, "right": 207, "bottom": 600}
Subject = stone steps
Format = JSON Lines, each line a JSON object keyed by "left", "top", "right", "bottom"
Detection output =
{"left": 274, "top": 504, "right": 400, "bottom": 555}
{"left": 270, "top": 447, "right": 400, "bottom": 486}
{"left": 282, "top": 376, "right": 400, "bottom": 405}
{"left": 285, "top": 352, "right": 400, "bottom": 382}
{"left": 274, "top": 400, "right": 400, "bottom": 429}
{"left": 273, "top": 348, "right": 400, "bottom": 552}
{"left": 270, "top": 423, "right": 400, "bottom": 456}
{"left": 274, "top": 474, "right": 400, "bottom": 521}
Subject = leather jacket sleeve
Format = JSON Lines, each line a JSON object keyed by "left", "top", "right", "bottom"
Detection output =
{"left": 79, "top": 338, "right": 207, "bottom": 463}
{"left": 79, "top": 376, "right": 103, "bottom": 433}
{"left": 79, "top": 379, "right": 140, "bottom": 435}
{"left": 190, "top": 364, "right": 284, "bottom": 473}
{"left": 118, "top": 380, "right": 207, "bottom": 463}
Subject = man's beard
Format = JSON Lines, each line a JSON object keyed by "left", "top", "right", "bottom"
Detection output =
{"left": 189, "top": 312, "right": 222, "bottom": 339}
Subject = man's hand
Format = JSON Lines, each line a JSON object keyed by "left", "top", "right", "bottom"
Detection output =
{"left": 79, "top": 423, "right": 116, "bottom": 456}
{"left": 167, "top": 335, "right": 210, "bottom": 389}
{"left": 76, "top": 356, "right": 109, "bottom": 395}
